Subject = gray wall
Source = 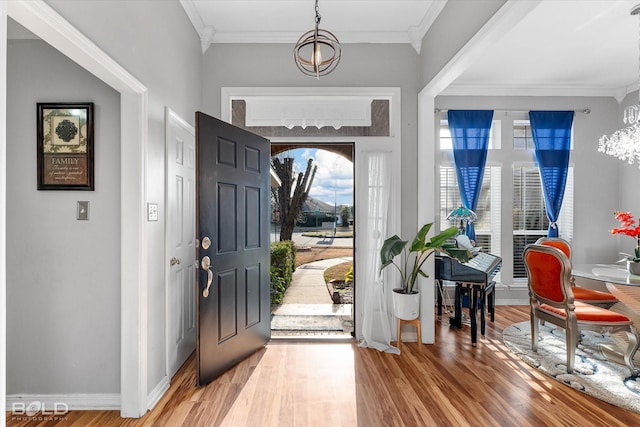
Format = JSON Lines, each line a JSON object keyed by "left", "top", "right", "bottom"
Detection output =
{"left": 615, "top": 91, "right": 640, "bottom": 254}
{"left": 9, "top": 0, "right": 203, "bottom": 398}
{"left": 46, "top": 0, "right": 203, "bottom": 395}
{"left": 202, "top": 43, "right": 421, "bottom": 237}
{"left": 7, "top": 39, "right": 121, "bottom": 394}
{"left": 7, "top": 0, "right": 632, "bottom": 403}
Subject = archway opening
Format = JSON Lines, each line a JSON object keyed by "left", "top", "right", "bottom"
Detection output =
{"left": 270, "top": 144, "right": 355, "bottom": 338}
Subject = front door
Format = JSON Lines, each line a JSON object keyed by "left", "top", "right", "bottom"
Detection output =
{"left": 196, "top": 112, "right": 271, "bottom": 386}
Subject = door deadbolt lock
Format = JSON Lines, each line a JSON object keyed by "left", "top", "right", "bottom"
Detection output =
{"left": 201, "top": 236, "right": 211, "bottom": 250}
{"left": 170, "top": 257, "right": 181, "bottom": 266}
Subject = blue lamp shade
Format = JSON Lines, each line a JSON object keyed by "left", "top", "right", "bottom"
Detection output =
{"left": 446, "top": 206, "right": 478, "bottom": 235}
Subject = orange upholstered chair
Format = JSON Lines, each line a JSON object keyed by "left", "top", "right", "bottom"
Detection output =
{"left": 523, "top": 244, "right": 639, "bottom": 374}
{"left": 535, "top": 237, "right": 617, "bottom": 307}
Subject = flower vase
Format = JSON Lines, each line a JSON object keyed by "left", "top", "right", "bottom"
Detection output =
{"left": 628, "top": 260, "right": 640, "bottom": 276}
{"left": 392, "top": 288, "right": 420, "bottom": 320}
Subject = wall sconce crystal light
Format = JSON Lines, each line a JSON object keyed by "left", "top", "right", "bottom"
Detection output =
{"left": 598, "top": 4, "right": 640, "bottom": 168}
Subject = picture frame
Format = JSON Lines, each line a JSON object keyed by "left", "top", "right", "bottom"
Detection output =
{"left": 37, "top": 102, "right": 94, "bottom": 190}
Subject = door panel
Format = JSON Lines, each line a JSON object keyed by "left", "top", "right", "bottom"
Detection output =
{"left": 196, "top": 112, "right": 270, "bottom": 386}
{"left": 245, "top": 264, "right": 261, "bottom": 327}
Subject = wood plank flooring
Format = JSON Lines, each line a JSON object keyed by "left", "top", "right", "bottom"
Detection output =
{"left": 7, "top": 305, "right": 640, "bottom": 426}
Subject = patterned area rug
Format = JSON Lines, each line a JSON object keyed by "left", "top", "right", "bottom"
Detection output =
{"left": 503, "top": 321, "right": 640, "bottom": 414}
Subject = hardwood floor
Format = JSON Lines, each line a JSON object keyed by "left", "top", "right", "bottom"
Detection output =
{"left": 7, "top": 305, "right": 640, "bottom": 426}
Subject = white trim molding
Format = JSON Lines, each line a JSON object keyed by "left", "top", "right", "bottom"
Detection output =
{"left": 221, "top": 87, "right": 402, "bottom": 342}
{"left": 244, "top": 95, "right": 373, "bottom": 129}
{"left": 221, "top": 87, "right": 401, "bottom": 137}
{"left": 417, "top": 0, "right": 541, "bottom": 343}
{"left": 7, "top": 0, "right": 149, "bottom": 418}
{"left": 0, "top": 0, "right": 8, "bottom": 417}
{"left": 146, "top": 376, "right": 169, "bottom": 411}
{"left": 6, "top": 393, "right": 121, "bottom": 412}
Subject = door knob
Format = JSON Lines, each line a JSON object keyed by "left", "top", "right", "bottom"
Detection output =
{"left": 201, "top": 256, "right": 213, "bottom": 298}
{"left": 170, "top": 257, "right": 181, "bottom": 266}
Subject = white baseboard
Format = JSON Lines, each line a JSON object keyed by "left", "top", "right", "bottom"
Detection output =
{"left": 147, "top": 375, "right": 169, "bottom": 411}
{"left": 6, "top": 393, "right": 120, "bottom": 411}
{"left": 496, "top": 298, "right": 529, "bottom": 305}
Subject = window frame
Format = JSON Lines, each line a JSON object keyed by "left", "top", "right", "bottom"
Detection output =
{"left": 437, "top": 114, "right": 574, "bottom": 288}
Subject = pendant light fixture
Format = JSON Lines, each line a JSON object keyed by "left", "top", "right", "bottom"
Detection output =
{"left": 293, "top": 0, "right": 342, "bottom": 79}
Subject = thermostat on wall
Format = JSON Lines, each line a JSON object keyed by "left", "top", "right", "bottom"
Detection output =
{"left": 147, "top": 203, "right": 158, "bottom": 221}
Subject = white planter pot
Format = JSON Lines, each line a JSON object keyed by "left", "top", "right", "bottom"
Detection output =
{"left": 628, "top": 260, "right": 640, "bottom": 276}
{"left": 392, "top": 288, "right": 420, "bottom": 320}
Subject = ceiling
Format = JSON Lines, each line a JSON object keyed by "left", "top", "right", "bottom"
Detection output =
{"left": 181, "top": 0, "right": 640, "bottom": 99}
{"left": 179, "top": 0, "right": 445, "bottom": 51}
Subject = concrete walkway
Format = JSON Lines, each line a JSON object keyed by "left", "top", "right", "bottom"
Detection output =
{"left": 282, "top": 257, "right": 351, "bottom": 304}
{"left": 271, "top": 256, "right": 353, "bottom": 320}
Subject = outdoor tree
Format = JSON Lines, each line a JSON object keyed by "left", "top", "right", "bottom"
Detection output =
{"left": 340, "top": 205, "right": 351, "bottom": 227}
{"left": 271, "top": 157, "right": 317, "bottom": 241}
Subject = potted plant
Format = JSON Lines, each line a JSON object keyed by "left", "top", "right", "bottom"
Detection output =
{"left": 380, "top": 223, "right": 471, "bottom": 320}
{"left": 611, "top": 211, "right": 640, "bottom": 275}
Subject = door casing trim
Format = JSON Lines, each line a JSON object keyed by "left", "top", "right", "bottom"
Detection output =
{"left": 221, "top": 87, "right": 402, "bottom": 341}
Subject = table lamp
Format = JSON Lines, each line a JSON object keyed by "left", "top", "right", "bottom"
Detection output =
{"left": 446, "top": 206, "right": 478, "bottom": 236}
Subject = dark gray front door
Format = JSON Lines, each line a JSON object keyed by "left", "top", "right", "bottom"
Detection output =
{"left": 195, "top": 111, "right": 270, "bottom": 386}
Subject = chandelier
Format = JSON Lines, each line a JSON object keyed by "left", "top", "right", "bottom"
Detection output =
{"left": 598, "top": 4, "right": 640, "bottom": 167}
{"left": 293, "top": 0, "right": 342, "bottom": 79}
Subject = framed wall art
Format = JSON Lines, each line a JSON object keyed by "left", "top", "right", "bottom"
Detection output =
{"left": 37, "top": 102, "right": 94, "bottom": 190}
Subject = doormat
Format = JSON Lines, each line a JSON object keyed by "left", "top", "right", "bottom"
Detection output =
{"left": 503, "top": 321, "right": 640, "bottom": 414}
{"left": 271, "top": 314, "right": 343, "bottom": 331}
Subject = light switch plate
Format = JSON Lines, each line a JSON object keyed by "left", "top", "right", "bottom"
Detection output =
{"left": 147, "top": 203, "right": 158, "bottom": 221}
{"left": 77, "top": 201, "right": 89, "bottom": 220}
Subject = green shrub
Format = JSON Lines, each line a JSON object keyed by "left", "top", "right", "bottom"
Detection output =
{"left": 344, "top": 266, "right": 353, "bottom": 283}
{"left": 270, "top": 266, "right": 287, "bottom": 305}
{"left": 270, "top": 240, "right": 296, "bottom": 304}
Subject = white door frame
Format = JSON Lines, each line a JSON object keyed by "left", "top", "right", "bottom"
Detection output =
{"left": 1, "top": 1, "right": 8, "bottom": 414}
{"left": 220, "top": 87, "right": 402, "bottom": 341}
{"left": 164, "top": 107, "right": 196, "bottom": 382}
{"left": 4, "top": 1, "right": 148, "bottom": 418}
{"left": 416, "top": 0, "right": 541, "bottom": 343}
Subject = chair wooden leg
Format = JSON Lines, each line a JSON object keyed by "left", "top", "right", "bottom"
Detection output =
{"left": 531, "top": 314, "right": 539, "bottom": 352}
{"left": 566, "top": 323, "right": 577, "bottom": 374}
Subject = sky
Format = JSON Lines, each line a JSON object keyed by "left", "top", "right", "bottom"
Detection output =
{"left": 278, "top": 148, "right": 353, "bottom": 207}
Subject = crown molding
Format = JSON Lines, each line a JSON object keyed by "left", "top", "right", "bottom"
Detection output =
{"left": 440, "top": 84, "right": 632, "bottom": 99}
{"left": 409, "top": 0, "right": 448, "bottom": 54}
{"left": 179, "top": 0, "right": 446, "bottom": 53}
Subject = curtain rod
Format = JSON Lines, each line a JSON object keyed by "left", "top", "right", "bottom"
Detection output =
{"left": 434, "top": 108, "right": 591, "bottom": 115}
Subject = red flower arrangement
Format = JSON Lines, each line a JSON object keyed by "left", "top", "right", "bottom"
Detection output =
{"left": 611, "top": 211, "right": 640, "bottom": 262}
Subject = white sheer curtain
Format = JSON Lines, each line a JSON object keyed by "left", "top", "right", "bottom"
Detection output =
{"left": 358, "top": 150, "right": 400, "bottom": 354}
